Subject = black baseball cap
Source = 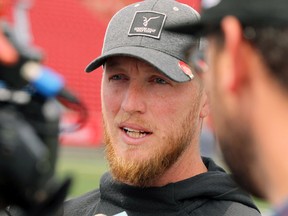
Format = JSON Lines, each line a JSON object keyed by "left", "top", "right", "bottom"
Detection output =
{"left": 85, "top": 0, "right": 201, "bottom": 82}
{"left": 166, "top": 0, "right": 288, "bottom": 35}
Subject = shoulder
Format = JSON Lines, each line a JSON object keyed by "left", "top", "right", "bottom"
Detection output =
{"left": 188, "top": 200, "right": 261, "bottom": 216}
{"left": 222, "top": 202, "right": 261, "bottom": 216}
{"left": 63, "top": 189, "right": 101, "bottom": 216}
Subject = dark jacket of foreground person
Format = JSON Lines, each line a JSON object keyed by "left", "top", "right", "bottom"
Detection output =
{"left": 63, "top": 158, "right": 261, "bottom": 216}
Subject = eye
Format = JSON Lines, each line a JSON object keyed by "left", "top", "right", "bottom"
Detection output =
{"left": 153, "top": 77, "right": 168, "bottom": 84}
{"left": 109, "top": 74, "right": 127, "bottom": 81}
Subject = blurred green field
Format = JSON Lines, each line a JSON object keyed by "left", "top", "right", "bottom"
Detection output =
{"left": 56, "top": 146, "right": 109, "bottom": 199}
{"left": 56, "top": 146, "right": 270, "bottom": 214}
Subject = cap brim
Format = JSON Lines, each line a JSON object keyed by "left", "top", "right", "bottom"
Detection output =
{"left": 165, "top": 21, "right": 205, "bottom": 36}
{"left": 165, "top": 11, "right": 224, "bottom": 36}
{"left": 85, "top": 46, "right": 192, "bottom": 82}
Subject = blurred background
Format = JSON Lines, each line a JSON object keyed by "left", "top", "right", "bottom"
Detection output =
{"left": 0, "top": 0, "right": 199, "bottom": 197}
{"left": 1, "top": 0, "right": 269, "bottom": 213}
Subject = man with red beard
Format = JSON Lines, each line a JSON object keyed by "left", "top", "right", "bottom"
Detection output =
{"left": 63, "top": 0, "right": 261, "bottom": 215}
{"left": 168, "top": 0, "right": 288, "bottom": 215}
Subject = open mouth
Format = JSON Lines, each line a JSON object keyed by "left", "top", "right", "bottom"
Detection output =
{"left": 122, "top": 127, "right": 152, "bottom": 138}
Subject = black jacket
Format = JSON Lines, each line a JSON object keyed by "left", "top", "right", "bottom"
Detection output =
{"left": 63, "top": 158, "right": 261, "bottom": 216}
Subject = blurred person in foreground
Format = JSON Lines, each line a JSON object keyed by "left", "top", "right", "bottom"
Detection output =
{"left": 0, "top": 0, "right": 73, "bottom": 215}
{"left": 63, "top": 0, "right": 261, "bottom": 215}
{"left": 168, "top": 0, "right": 288, "bottom": 215}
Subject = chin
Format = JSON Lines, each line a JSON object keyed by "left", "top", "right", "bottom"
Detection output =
{"left": 121, "top": 150, "right": 152, "bottom": 163}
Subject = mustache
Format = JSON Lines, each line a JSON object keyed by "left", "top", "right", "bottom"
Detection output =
{"left": 114, "top": 112, "right": 155, "bottom": 131}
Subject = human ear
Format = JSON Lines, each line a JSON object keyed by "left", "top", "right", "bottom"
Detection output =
{"left": 221, "top": 16, "right": 247, "bottom": 93}
{"left": 200, "top": 90, "right": 210, "bottom": 119}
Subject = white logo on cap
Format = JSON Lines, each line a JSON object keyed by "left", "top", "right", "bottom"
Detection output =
{"left": 202, "top": 0, "right": 222, "bottom": 9}
{"left": 143, "top": 16, "right": 160, "bottom": 27}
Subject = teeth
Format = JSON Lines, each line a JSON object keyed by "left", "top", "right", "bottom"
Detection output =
{"left": 123, "top": 127, "right": 148, "bottom": 138}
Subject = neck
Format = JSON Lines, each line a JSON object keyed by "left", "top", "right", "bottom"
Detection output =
{"left": 151, "top": 143, "right": 207, "bottom": 187}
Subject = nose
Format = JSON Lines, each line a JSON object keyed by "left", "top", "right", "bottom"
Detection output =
{"left": 121, "top": 82, "right": 146, "bottom": 114}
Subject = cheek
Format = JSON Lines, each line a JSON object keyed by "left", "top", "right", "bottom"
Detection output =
{"left": 156, "top": 96, "right": 196, "bottom": 126}
{"left": 154, "top": 96, "right": 180, "bottom": 113}
{"left": 101, "top": 86, "right": 122, "bottom": 116}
